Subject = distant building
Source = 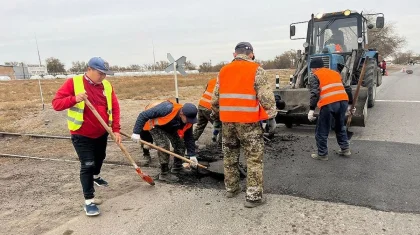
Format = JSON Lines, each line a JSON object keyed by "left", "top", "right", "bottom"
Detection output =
{"left": 27, "top": 64, "right": 47, "bottom": 75}
{"left": 0, "top": 65, "right": 30, "bottom": 79}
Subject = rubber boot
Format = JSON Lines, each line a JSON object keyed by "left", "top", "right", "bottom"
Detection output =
{"left": 171, "top": 158, "right": 189, "bottom": 174}
{"left": 158, "top": 164, "right": 179, "bottom": 183}
{"left": 143, "top": 149, "right": 152, "bottom": 165}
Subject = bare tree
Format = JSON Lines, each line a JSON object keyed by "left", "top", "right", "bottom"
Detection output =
{"left": 198, "top": 62, "right": 212, "bottom": 73}
{"left": 69, "top": 61, "right": 87, "bottom": 73}
{"left": 45, "top": 57, "right": 65, "bottom": 73}
{"left": 184, "top": 60, "right": 197, "bottom": 70}
{"left": 128, "top": 64, "right": 141, "bottom": 71}
{"left": 110, "top": 65, "right": 120, "bottom": 72}
{"left": 393, "top": 50, "right": 415, "bottom": 64}
{"left": 366, "top": 18, "right": 406, "bottom": 58}
{"left": 142, "top": 63, "right": 153, "bottom": 71}
{"left": 4, "top": 61, "right": 20, "bottom": 66}
{"left": 154, "top": 61, "right": 170, "bottom": 70}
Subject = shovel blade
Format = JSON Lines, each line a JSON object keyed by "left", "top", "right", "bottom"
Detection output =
{"left": 135, "top": 168, "right": 155, "bottom": 186}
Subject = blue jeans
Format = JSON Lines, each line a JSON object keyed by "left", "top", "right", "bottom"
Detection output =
{"left": 315, "top": 101, "right": 349, "bottom": 156}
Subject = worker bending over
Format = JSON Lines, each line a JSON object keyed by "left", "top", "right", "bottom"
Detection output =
{"left": 307, "top": 57, "right": 354, "bottom": 160}
{"left": 131, "top": 100, "right": 198, "bottom": 182}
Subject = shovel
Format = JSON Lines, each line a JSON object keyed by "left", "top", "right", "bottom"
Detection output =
{"left": 120, "top": 131, "right": 208, "bottom": 169}
{"left": 346, "top": 56, "right": 369, "bottom": 140}
{"left": 84, "top": 99, "right": 155, "bottom": 186}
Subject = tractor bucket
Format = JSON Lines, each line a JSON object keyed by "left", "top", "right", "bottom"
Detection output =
{"left": 274, "top": 86, "right": 368, "bottom": 127}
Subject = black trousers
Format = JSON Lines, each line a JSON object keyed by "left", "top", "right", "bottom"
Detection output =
{"left": 140, "top": 130, "right": 153, "bottom": 155}
{"left": 315, "top": 101, "right": 349, "bottom": 156}
{"left": 71, "top": 133, "right": 108, "bottom": 200}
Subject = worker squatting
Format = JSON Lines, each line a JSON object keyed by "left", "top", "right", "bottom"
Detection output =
{"left": 53, "top": 42, "right": 354, "bottom": 217}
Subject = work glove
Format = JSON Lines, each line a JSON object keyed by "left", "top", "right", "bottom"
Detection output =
{"left": 346, "top": 106, "right": 356, "bottom": 116}
{"left": 308, "top": 110, "right": 316, "bottom": 122}
{"left": 189, "top": 155, "right": 198, "bottom": 168}
{"left": 131, "top": 133, "right": 141, "bottom": 143}
{"left": 266, "top": 118, "right": 277, "bottom": 134}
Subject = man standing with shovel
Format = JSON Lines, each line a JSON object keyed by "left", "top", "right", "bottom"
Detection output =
{"left": 52, "top": 57, "right": 120, "bottom": 216}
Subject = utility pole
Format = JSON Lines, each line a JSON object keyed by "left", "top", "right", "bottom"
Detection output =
{"left": 152, "top": 39, "right": 156, "bottom": 74}
{"left": 35, "top": 33, "right": 42, "bottom": 66}
{"left": 34, "top": 33, "right": 45, "bottom": 110}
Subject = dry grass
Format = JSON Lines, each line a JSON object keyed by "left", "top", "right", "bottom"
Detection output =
{"left": 0, "top": 70, "right": 293, "bottom": 134}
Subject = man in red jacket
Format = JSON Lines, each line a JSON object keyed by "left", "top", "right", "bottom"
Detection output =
{"left": 52, "top": 57, "right": 121, "bottom": 217}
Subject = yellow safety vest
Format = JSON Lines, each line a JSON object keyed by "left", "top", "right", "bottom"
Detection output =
{"left": 67, "top": 75, "right": 113, "bottom": 131}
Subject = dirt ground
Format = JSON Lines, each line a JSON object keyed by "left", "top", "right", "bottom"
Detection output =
{"left": 0, "top": 70, "right": 292, "bottom": 235}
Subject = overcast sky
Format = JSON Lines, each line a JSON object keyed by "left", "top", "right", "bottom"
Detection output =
{"left": 0, "top": 0, "right": 418, "bottom": 69}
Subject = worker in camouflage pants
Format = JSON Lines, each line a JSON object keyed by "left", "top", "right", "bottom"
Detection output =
{"left": 149, "top": 128, "right": 186, "bottom": 167}
{"left": 222, "top": 123, "right": 265, "bottom": 201}
{"left": 211, "top": 42, "right": 277, "bottom": 208}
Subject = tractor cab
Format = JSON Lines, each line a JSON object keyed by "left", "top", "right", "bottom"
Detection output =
{"left": 290, "top": 10, "right": 384, "bottom": 86}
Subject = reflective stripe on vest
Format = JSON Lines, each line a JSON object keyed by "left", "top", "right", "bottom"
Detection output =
{"left": 198, "top": 78, "right": 217, "bottom": 109}
{"left": 67, "top": 75, "right": 113, "bottom": 131}
{"left": 314, "top": 68, "right": 349, "bottom": 108}
{"left": 218, "top": 60, "right": 268, "bottom": 123}
{"left": 143, "top": 100, "right": 182, "bottom": 131}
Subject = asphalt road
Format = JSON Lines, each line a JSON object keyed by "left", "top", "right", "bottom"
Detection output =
{"left": 263, "top": 136, "right": 420, "bottom": 213}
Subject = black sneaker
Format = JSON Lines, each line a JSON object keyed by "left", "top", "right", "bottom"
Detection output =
{"left": 93, "top": 177, "right": 108, "bottom": 187}
{"left": 84, "top": 203, "right": 100, "bottom": 216}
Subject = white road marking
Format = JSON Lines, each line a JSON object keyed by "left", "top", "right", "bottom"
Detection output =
{"left": 376, "top": 100, "right": 420, "bottom": 103}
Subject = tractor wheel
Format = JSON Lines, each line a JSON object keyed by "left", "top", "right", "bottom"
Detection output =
{"left": 285, "top": 122, "right": 293, "bottom": 128}
{"left": 362, "top": 58, "right": 377, "bottom": 108}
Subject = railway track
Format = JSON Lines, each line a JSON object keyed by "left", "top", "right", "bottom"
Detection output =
{"left": 0, "top": 131, "right": 137, "bottom": 166}
{"left": 0, "top": 131, "right": 133, "bottom": 143}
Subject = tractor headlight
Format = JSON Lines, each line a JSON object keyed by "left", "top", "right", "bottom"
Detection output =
{"left": 344, "top": 10, "right": 351, "bottom": 16}
{"left": 315, "top": 13, "right": 324, "bottom": 19}
{"left": 303, "top": 42, "right": 309, "bottom": 48}
{"left": 357, "top": 37, "right": 363, "bottom": 43}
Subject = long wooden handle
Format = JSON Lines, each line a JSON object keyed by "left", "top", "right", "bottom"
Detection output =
{"left": 120, "top": 131, "right": 208, "bottom": 169}
{"left": 347, "top": 56, "right": 369, "bottom": 127}
{"left": 84, "top": 99, "right": 139, "bottom": 169}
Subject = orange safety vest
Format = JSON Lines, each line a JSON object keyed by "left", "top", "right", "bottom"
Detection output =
{"left": 218, "top": 60, "right": 268, "bottom": 123}
{"left": 314, "top": 68, "right": 349, "bottom": 108}
{"left": 198, "top": 78, "right": 217, "bottom": 109}
{"left": 143, "top": 100, "right": 183, "bottom": 131}
{"left": 177, "top": 123, "right": 192, "bottom": 139}
{"left": 335, "top": 44, "right": 343, "bottom": 52}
